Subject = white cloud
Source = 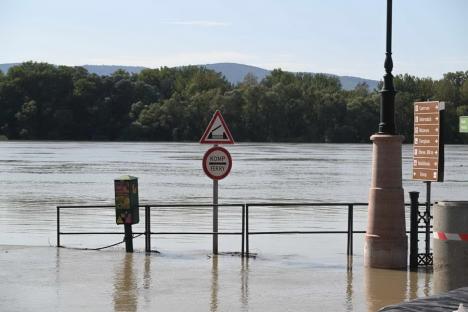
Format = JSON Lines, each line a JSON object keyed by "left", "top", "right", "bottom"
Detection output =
{"left": 161, "top": 20, "right": 231, "bottom": 27}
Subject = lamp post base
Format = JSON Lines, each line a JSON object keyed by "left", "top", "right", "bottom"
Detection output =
{"left": 364, "top": 134, "right": 407, "bottom": 269}
{"left": 365, "top": 235, "right": 407, "bottom": 269}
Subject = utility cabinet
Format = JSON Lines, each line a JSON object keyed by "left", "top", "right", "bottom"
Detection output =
{"left": 114, "top": 175, "right": 139, "bottom": 225}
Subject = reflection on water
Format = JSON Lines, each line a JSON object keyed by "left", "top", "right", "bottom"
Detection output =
{"left": 143, "top": 255, "right": 152, "bottom": 290}
{"left": 210, "top": 256, "right": 218, "bottom": 312}
{"left": 365, "top": 268, "right": 407, "bottom": 312}
{"left": 364, "top": 267, "right": 432, "bottom": 312}
{"left": 240, "top": 257, "right": 249, "bottom": 310}
{"left": 142, "top": 255, "right": 153, "bottom": 309}
{"left": 0, "top": 246, "right": 435, "bottom": 312}
{"left": 423, "top": 268, "right": 432, "bottom": 297}
{"left": 113, "top": 254, "right": 138, "bottom": 312}
{"left": 346, "top": 260, "right": 353, "bottom": 311}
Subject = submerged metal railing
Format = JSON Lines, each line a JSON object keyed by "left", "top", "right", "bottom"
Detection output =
{"left": 57, "top": 204, "right": 245, "bottom": 254}
{"left": 57, "top": 199, "right": 431, "bottom": 261}
{"left": 244, "top": 203, "right": 367, "bottom": 257}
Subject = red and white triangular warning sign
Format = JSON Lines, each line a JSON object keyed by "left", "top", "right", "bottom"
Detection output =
{"left": 200, "top": 110, "right": 235, "bottom": 144}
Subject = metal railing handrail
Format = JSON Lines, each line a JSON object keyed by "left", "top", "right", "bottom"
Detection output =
{"left": 57, "top": 203, "right": 246, "bottom": 254}
{"left": 245, "top": 202, "right": 363, "bottom": 256}
{"left": 244, "top": 201, "right": 430, "bottom": 257}
{"left": 245, "top": 202, "right": 368, "bottom": 206}
{"left": 56, "top": 202, "right": 429, "bottom": 208}
{"left": 57, "top": 200, "right": 431, "bottom": 258}
{"left": 57, "top": 203, "right": 244, "bottom": 208}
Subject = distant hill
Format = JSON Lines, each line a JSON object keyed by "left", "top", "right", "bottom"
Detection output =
{"left": 0, "top": 63, "right": 17, "bottom": 73}
{"left": 82, "top": 64, "right": 147, "bottom": 75}
{"left": 0, "top": 62, "right": 379, "bottom": 91}
{"left": 204, "top": 63, "right": 270, "bottom": 84}
{"left": 204, "top": 63, "right": 380, "bottom": 90}
{"left": 0, "top": 63, "right": 147, "bottom": 76}
{"left": 336, "top": 75, "right": 379, "bottom": 91}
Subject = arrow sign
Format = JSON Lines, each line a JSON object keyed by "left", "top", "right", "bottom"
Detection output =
{"left": 200, "top": 110, "right": 235, "bottom": 144}
{"left": 413, "top": 101, "right": 444, "bottom": 182}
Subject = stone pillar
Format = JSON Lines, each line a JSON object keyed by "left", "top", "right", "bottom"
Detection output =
{"left": 365, "top": 134, "right": 407, "bottom": 269}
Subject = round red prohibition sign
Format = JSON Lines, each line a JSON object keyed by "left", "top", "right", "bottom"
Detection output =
{"left": 202, "top": 146, "right": 232, "bottom": 180}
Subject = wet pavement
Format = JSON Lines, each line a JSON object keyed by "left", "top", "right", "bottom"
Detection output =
{"left": 0, "top": 245, "right": 433, "bottom": 312}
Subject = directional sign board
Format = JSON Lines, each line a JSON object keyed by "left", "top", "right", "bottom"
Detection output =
{"left": 413, "top": 101, "right": 444, "bottom": 182}
{"left": 200, "top": 110, "right": 234, "bottom": 144}
{"left": 460, "top": 116, "right": 468, "bottom": 133}
{"left": 203, "top": 146, "right": 232, "bottom": 180}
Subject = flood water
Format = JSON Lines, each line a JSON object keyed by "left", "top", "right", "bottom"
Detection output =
{"left": 0, "top": 245, "right": 434, "bottom": 312}
{"left": 1, "top": 141, "right": 467, "bottom": 311}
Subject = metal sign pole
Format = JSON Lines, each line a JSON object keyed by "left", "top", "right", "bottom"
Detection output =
{"left": 425, "top": 181, "right": 431, "bottom": 259}
{"left": 213, "top": 179, "right": 218, "bottom": 255}
{"left": 200, "top": 110, "right": 234, "bottom": 255}
{"left": 202, "top": 145, "right": 231, "bottom": 255}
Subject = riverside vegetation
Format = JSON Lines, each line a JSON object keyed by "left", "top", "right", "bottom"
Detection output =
{"left": 0, "top": 62, "right": 467, "bottom": 143}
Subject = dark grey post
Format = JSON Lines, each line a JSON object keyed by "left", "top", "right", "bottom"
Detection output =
{"left": 57, "top": 206, "right": 60, "bottom": 247}
{"left": 425, "top": 181, "right": 431, "bottom": 259}
{"left": 124, "top": 224, "right": 134, "bottom": 253}
{"left": 246, "top": 204, "right": 249, "bottom": 256}
{"left": 347, "top": 204, "right": 354, "bottom": 255}
{"left": 409, "top": 191, "right": 420, "bottom": 269}
{"left": 241, "top": 204, "right": 245, "bottom": 257}
{"left": 145, "top": 206, "right": 151, "bottom": 253}
{"left": 379, "top": 0, "right": 396, "bottom": 134}
{"left": 213, "top": 180, "right": 218, "bottom": 255}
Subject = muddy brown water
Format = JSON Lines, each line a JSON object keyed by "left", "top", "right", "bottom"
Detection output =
{"left": 1, "top": 142, "right": 467, "bottom": 311}
{"left": 0, "top": 246, "right": 433, "bottom": 312}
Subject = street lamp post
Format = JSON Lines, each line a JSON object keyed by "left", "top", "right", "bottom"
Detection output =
{"left": 364, "top": 0, "right": 407, "bottom": 269}
{"left": 379, "top": 0, "right": 396, "bottom": 135}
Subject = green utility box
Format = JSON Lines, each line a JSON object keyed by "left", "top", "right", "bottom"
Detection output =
{"left": 114, "top": 175, "right": 139, "bottom": 225}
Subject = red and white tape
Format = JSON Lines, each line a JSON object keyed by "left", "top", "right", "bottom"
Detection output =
{"left": 433, "top": 231, "right": 468, "bottom": 241}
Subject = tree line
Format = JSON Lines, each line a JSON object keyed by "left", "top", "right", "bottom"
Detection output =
{"left": 0, "top": 62, "right": 467, "bottom": 143}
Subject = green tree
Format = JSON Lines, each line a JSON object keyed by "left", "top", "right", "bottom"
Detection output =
{"left": 0, "top": 61, "right": 466, "bottom": 143}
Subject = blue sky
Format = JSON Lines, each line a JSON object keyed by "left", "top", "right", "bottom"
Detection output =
{"left": 1, "top": 0, "right": 467, "bottom": 79}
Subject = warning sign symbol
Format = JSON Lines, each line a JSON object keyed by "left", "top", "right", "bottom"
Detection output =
{"left": 200, "top": 110, "right": 235, "bottom": 144}
{"left": 208, "top": 124, "right": 227, "bottom": 140}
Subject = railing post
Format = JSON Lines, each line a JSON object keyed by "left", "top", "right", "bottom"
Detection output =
{"left": 124, "top": 224, "right": 134, "bottom": 253}
{"left": 409, "top": 191, "right": 420, "bottom": 269}
{"left": 246, "top": 204, "right": 249, "bottom": 256}
{"left": 347, "top": 204, "right": 353, "bottom": 256}
{"left": 241, "top": 204, "right": 245, "bottom": 257}
{"left": 145, "top": 205, "right": 151, "bottom": 253}
{"left": 57, "top": 206, "right": 60, "bottom": 247}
